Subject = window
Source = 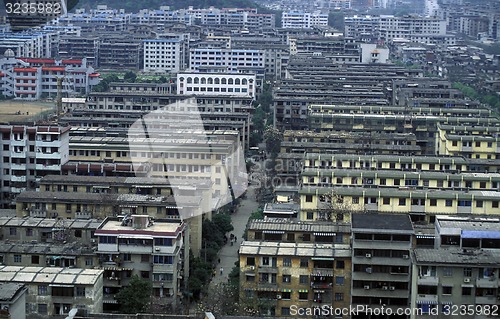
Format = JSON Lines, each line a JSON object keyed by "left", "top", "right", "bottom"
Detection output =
{"left": 282, "top": 275, "right": 291, "bottom": 283}
{"left": 383, "top": 197, "right": 390, "bottom": 205}
{"left": 493, "top": 201, "right": 499, "bottom": 208}
{"left": 430, "top": 199, "right": 437, "bottom": 206}
{"left": 123, "top": 254, "right": 132, "bottom": 262}
{"left": 31, "top": 255, "right": 39, "bottom": 264}
{"left": 442, "top": 267, "right": 453, "bottom": 277}
{"left": 306, "top": 212, "right": 314, "bottom": 220}
{"left": 399, "top": 198, "right": 406, "bottom": 206}
{"left": 298, "top": 291, "right": 308, "bottom": 300}
{"left": 74, "top": 229, "right": 82, "bottom": 238}
{"left": 303, "top": 234, "right": 310, "bottom": 242}
{"left": 299, "top": 275, "right": 308, "bottom": 284}
{"left": 262, "top": 257, "right": 269, "bottom": 266}
{"left": 336, "top": 260, "right": 345, "bottom": 269}
{"left": 283, "top": 257, "right": 291, "bottom": 267}
{"left": 445, "top": 199, "right": 453, "bottom": 207}
{"left": 76, "top": 287, "right": 85, "bottom": 296}
{"left": 26, "top": 228, "right": 33, "bottom": 236}
{"left": 154, "top": 238, "right": 173, "bottom": 246}
{"left": 380, "top": 178, "right": 386, "bottom": 185}
{"left": 300, "top": 258, "right": 308, "bottom": 268}
{"left": 281, "top": 307, "right": 290, "bottom": 316}
{"left": 38, "top": 304, "right": 48, "bottom": 315}
{"left": 141, "top": 271, "right": 150, "bottom": 279}
{"left": 85, "top": 258, "right": 93, "bottom": 266}
{"left": 141, "top": 254, "right": 149, "bottom": 262}
{"left": 477, "top": 200, "right": 483, "bottom": 208}
{"left": 335, "top": 276, "right": 344, "bottom": 285}
{"left": 305, "top": 195, "right": 313, "bottom": 202}
{"left": 247, "top": 257, "right": 255, "bottom": 266}
{"left": 14, "top": 254, "right": 21, "bottom": 263}
{"left": 9, "top": 228, "right": 16, "bottom": 236}
{"left": 352, "top": 197, "right": 359, "bottom": 204}
{"left": 394, "top": 179, "right": 400, "bottom": 186}
{"left": 153, "top": 255, "right": 173, "bottom": 264}
{"left": 442, "top": 286, "right": 452, "bottom": 295}
{"left": 463, "top": 267, "right": 472, "bottom": 277}
{"left": 37, "top": 285, "right": 48, "bottom": 296}
{"left": 462, "top": 286, "right": 471, "bottom": 295}
{"left": 335, "top": 233, "right": 343, "bottom": 243}
{"left": 335, "top": 293, "right": 344, "bottom": 301}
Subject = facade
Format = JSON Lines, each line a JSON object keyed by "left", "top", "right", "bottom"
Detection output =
{"left": 189, "top": 47, "right": 265, "bottom": 73}
{"left": 351, "top": 214, "right": 413, "bottom": 319}
{"left": 143, "top": 39, "right": 185, "bottom": 73}
{"left": 95, "top": 215, "right": 188, "bottom": 310}
{"left": 410, "top": 215, "right": 500, "bottom": 318}
{"left": 0, "top": 125, "right": 70, "bottom": 208}
{"left": 0, "top": 266, "right": 103, "bottom": 317}
{"left": 177, "top": 72, "right": 256, "bottom": 97}
{"left": 282, "top": 11, "right": 329, "bottom": 29}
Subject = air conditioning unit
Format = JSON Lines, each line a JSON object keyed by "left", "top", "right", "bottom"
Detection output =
{"left": 366, "top": 253, "right": 372, "bottom": 258}
{"left": 464, "top": 278, "right": 471, "bottom": 283}
{"left": 250, "top": 266, "right": 255, "bottom": 270}
{"left": 366, "top": 267, "right": 372, "bottom": 274}
{"left": 389, "top": 286, "right": 395, "bottom": 291}
{"left": 403, "top": 254, "right": 409, "bottom": 259}
{"left": 276, "top": 294, "right": 282, "bottom": 299}
{"left": 364, "top": 285, "right": 370, "bottom": 290}
{"left": 382, "top": 286, "right": 388, "bottom": 290}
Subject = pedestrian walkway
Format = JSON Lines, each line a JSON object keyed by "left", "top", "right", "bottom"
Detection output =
{"left": 210, "top": 185, "right": 260, "bottom": 287}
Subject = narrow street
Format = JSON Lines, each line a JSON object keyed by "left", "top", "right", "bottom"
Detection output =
{"left": 209, "top": 185, "right": 260, "bottom": 287}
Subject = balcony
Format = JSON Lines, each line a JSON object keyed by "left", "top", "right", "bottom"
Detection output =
{"left": 10, "top": 139, "right": 26, "bottom": 146}
{"left": 352, "top": 271, "right": 409, "bottom": 282}
{"left": 153, "top": 264, "right": 174, "bottom": 273}
{"left": 75, "top": 210, "right": 92, "bottom": 219}
{"left": 352, "top": 287, "right": 408, "bottom": 298}
{"left": 35, "top": 140, "right": 62, "bottom": 148}
{"left": 311, "top": 282, "right": 333, "bottom": 289}
{"left": 257, "top": 282, "right": 278, "bottom": 290}
{"left": 10, "top": 163, "right": 25, "bottom": 170}
{"left": 30, "top": 209, "right": 47, "bottom": 218}
{"left": 365, "top": 203, "right": 378, "bottom": 211}
{"left": 353, "top": 240, "right": 411, "bottom": 250}
{"left": 10, "top": 175, "right": 26, "bottom": 182}
{"left": 411, "top": 205, "right": 425, "bottom": 213}
{"left": 417, "top": 276, "right": 439, "bottom": 286}
{"left": 10, "top": 151, "right": 26, "bottom": 158}
{"left": 352, "top": 256, "right": 410, "bottom": 266}
{"left": 475, "top": 295, "right": 497, "bottom": 305}
{"left": 36, "top": 152, "right": 61, "bottom": 159}
{"left": 476, "top": 277, "right": 498, "bottom": 288}
{"left": 35, "top": 164, "right": 61, "bottom": 171}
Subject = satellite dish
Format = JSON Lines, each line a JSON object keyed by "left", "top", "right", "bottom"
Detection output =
{"left": 65, "top": 308, "right": 78, "bottom": 319}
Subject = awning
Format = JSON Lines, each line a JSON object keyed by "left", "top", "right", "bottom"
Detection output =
{"left": 281, "top": 289, "right": 292, "bottom": 292}
{"left": 417, "top": 300, "right": 438, "bottom": 304}
{"left": 256, "top": 287, "right": 279, "bottom": 292}
{"left": 134, "top": 185, "right": 153, "bottom": 188}
{"left": 245, "top": 273, "right": 256, "bottom": 276}
{"left": 416, "top": 235, "right": 435, "bottom": 239}
{"left": 298, "top": 289, "right": 309, "bottom": 293}
{"left": 263, "top": 230, "right": 285, "bottom": 234}
{"left": 314, "top": 290, "right": 325, "bottom": 293}
{"left": 314, "top": 232, "right": 336, "bottom": 236}
{"left": 311, "top": 257, "right": 335, "bottom": 261}
{"left": 117, "top": 235, "right": 153, "bottom": 240}
{"left": 119, "top": 205, "right": 138, "bottom": 208}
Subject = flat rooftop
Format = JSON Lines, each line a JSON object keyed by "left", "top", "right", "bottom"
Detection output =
{"left": 352, "top": 213, "right": 413, "bottom": 232}
{"left": 414, "top": 248, "right": 500, "bottom": 265}
{"left": 96, "top": 216, "right": 184, "bottom": 237}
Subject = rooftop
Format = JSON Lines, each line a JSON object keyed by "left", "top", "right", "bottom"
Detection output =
{"left": 0, "top": 266, "right": 103, "bottom": 285}
{"left": 414, "top": 248, "right": 500, "bottom": 265}
{"left": 239, "top": 241, "right": 351, "bottom": 258}
{"left": 96, "top": 216, "right": 184, "bottom": 236}
{"left": 0, "top": 283, "right": 25, "bottom": 302}
{"left": 352, "top": 213, "right": 413, "bottom": 232}
{"left": 248, "top": 219, "right": 349, "bottom": 233}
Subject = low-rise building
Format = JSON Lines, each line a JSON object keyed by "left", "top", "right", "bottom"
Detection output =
{"left": 0, "top": 266, "right": 103, "bottom": 317}
{"left": 0, "top": 283, "right": 27, "bottom": 319}
{"left": 177, "top": 72, "right": 256, "bottom": 98}
{"left": 95, "top": 215, "right": 188, "bottom": 311}
{"left": 282, "top": 11, "right": 328, "bottom": 29}
{"left": 351, "top": 213, "right": 414, "bottom": 319}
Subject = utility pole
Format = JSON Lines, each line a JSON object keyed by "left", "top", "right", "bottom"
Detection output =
{"left": 56, "top": 76, "right": 63, "bottom": 118}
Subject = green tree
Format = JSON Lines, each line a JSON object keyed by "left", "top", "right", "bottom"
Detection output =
{"left": 115, "top": 275, "right": 152, "bottom": 314}
{"left": 264, "top": 126, "right": 282, "bottom": 158}
{"left": 123, "top": 71, "right": 137, "bottom": 83}
{"left": 212, "top": 213, "right": 234, "bottom": 234}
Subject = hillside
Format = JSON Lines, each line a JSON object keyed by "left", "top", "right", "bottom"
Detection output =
{"left": 76, "top": 0, "right": 260, "bottom": 12}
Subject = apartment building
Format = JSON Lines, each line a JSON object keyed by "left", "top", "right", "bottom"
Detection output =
{"left": 0, "top": 125, "right": 70, "bottom": 208}
{"left": 436, "top": 124, "right": 500, "bottom": 160}
{"left": 410, "top": 215, "right": 500, "bottom": 318}
{"left": 189, "top": 47, "right": 265, "bottom": 74}
{"left": 143, "top": 39, "right": 185, "bottom": 73}
{"left": 58, "top": 36, "right": 100, "bottom": 66}
{"left": 351, "top": 213, "right": 413, "bottom": 319}
{"left": 0, "top": 32, "right": 53, "bottom": 58}
{"left": 95, "top": 215, "right": 188, "bottom": 310}
{"left": 15, "top": 175, "right": 211, "bottom": 256}
{"left": 0, "top": 215, "right": 98, "bottom": 243}
{"left": 0, "top": 57, "right": 100, "bottom": 99}
{"left": 0, "top": 266, "right": 103, "bottom": 317}
{"left": 97, "top": 40, "right": 143, "bottom": 70}
{"left": 281, "top": 11, "right": 328, "bottom": 28}
{"left": 239, "top": 240, "right": 351, "bottom": 317}
{"left": 177, "top": 72, "right": 256, "bottom": 98}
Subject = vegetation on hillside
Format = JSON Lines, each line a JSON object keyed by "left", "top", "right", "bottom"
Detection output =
{"left": 77, "top": 0, "right": 258, "bottom": 12}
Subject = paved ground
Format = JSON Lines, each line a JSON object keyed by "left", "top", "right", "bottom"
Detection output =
{"left": 210, "top": 185, "right": 260, "bottom": 287}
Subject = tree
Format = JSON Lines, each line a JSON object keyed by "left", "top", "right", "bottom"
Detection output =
{"left": 264, "top": 126, "right": 282, "bottom": 158}
{"left": 123, "top": 71, "right": 137, "bottom": 83}
{"left": 115, "top": 275, "right": 152, "bottom": 314}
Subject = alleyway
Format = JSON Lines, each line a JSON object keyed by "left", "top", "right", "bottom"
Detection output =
{"left": 209, "top": 185, "right": 260, "bottom": 287}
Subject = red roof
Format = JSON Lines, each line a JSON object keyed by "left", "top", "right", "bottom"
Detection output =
{"left": 19, "top": 58, "right": 55, "bottom": 64}
{"left": 0, "top": 72, "right": 4, "bottom": 77}
{"left": 42, "top": 67, "right": 66, "bottom": 72}
{"left": 62, "top": 59, "right": 82, "bottom": 64}
{"left": 89, "top": 73, "right": 100, "bottom": 77}
{"left": 13, "top": 68, "right": 37, "bottom": 73}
